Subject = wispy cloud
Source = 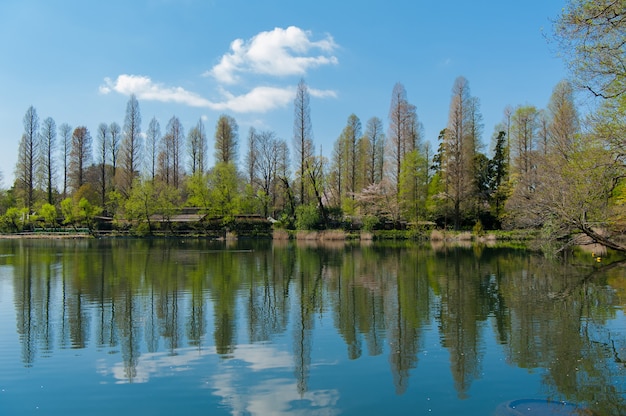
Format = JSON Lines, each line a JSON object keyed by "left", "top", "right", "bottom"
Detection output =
{"left": 206, "top": 26, "right": 338, "bottom": 84}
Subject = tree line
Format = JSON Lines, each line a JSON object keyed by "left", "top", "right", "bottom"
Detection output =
{"left": 1, "top": 0, "right": 625, "bottom": 249}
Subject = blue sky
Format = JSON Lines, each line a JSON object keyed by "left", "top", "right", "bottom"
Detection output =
{"left": 0, "top": 0, "right": 569, "bottom": 187}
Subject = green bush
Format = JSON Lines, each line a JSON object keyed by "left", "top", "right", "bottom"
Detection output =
{"left": 295, "top": 204, "right": 321, "bottom": 230}
{"left": 362, "top": 215, "right": 380, "bottom": 232}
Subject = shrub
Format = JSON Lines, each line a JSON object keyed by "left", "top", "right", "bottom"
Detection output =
{"left": 362, "top": 215, "right": 379, "bottom": 232}
{"left": 295, "top": 204, "right": 321, "bottom": 230}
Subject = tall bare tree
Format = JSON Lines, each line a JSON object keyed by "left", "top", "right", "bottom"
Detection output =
{"left": 330, "top": 114, "right": 363, "bottom": 208}
{"left": 547, "top": 80, "right": 580, "bottom": 159}
{"left": 109, "top": 122, "right": 121, "bottom": 190}
{"left": 214, "top": 114, "right": 238, "bottom": 165}
{"left": 345, "top": 114, "right": 362, "bottom": 199}
{"left": 39, "top": 116, "right": 56, "bottom": 204}
{"left": 442, "top": 76, "right": 481, "bottom": 229}
{"left": 158, "top": 116, "right": 184, "bottom": 188}
{"left": 293, "top": 79, "right": 314, "bottom": 205}
{"left": 329, "top": 131, "right": 347, "bottom": 207}
{"left": 387, "top": 83, "right": 418, "bottom": 192}
{"left": 70, "top": 126, "right": 92, "bottom": 192}
{"left": 120, "top": 94, "right": 142, "bottom": 194}
{"left": 96, "top": 123, "right": 109, "bottom": 209}
{"left": 188, "top": 118, "right": 207, "bottom": 176}
{"left": 15, "top": 106, "right": 39, "bottom": 209}
{"left": 145, "top": 117, "right": 161, "bottom": 181}
{"left": 58, "top": 123, "right": 72, "bottom": 199}
{"left": 244, "top": 127, "right": 258, "bottom": 188}
{"left": 276, "top": 140, "right": 294, "bottom": 216}
{"left": 510, "top": 105, "right": 539, "bottom": 180}
{"left": 363, "top": 116, "right": 385, "bottom": 185}
{"left": 256, "top": 130, "right": 283, "bottom": 216}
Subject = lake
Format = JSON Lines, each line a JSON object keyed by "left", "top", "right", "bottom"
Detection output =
{"left": 1, "top": 238, "right": 625, "bottom": 415}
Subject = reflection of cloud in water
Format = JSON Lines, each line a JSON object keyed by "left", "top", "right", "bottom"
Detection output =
{"left": 212, "top": 375, "right": 339, "bottom": 416}
{"left": 211, "top": 344, "right": 340, "bottom": 416}
{"left": 97, "top": 342, "right": 340, "bottom": 415}
{"left": 97, "top": 346, "right": 216, "bottom": 384}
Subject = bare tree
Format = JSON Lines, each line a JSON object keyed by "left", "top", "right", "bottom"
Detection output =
{"left": 39, "top": 116, "right": 56, "bottom": 204}
{"left": 536, "top": 110, "right": 550, "bottom": 156}
{"left": 96, "top": 123, "right": 109, "bottom": 208}
{"left": 442, "top": 76, "right": 481, "bottom": 229}
{"left": 547, "top": 80, "right": 580, "bottom": 159}
{"left": 255, "top": 130, "right": 286, "bottom": 217}
{"left": 387, "top": 83, "right": 417, "bottom": 192}
{"left": 188, "top": 118, "right": 207, "bottom": 176}
{"left": 145, "top": 117, "right": 161, "bottom": 181}
{"left": 158, "top": 116, "right": 184, "bottom": 188}
{"left": 304, "top": 151, "right": 328, "bottom": 223}
{"left": 510, "top": 105, "right": 539, "bottom": 180}
{"left": 58, "top": 123, "right": 72, "bottom": 199}
{"left": 293, "top": 79, "right": 314, "bottom": 205}
{"left": 345, "top": 114, "right": 362, "bottom": 199}
{"left": 15, "top": 106, "right": 39, "bottom": 209}
{"left": 276, "top": 140, "right": 294, "bottom": 215}
{"left": 244, "top": 127, "right": 258, "bottom": 188}
{"left": 120, "top": 94, "right": 142, "bottom": 194}
{"left": 363, "top": 116, "right": 385, "bottom": 185}
{"left": 109, "top": 122, "right": 121, "bottom": 189}
{"left": 329, "top": 131, "right": 347, "bottom": 207}
{"left": 70, "top": 126, "right": 92, "bottom": 191}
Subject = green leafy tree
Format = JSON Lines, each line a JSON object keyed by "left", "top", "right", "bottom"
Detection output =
{"left": 40, "top": 203, "right": 57, "bottom": 228}
{"left": 0, "top": 207, "right": 25, "bottom": 232}
{"left": 398, "top": 149, "right": 429, "bottom": 222}
{"left": 295, "top": 203, "right": 321, "bottom": 230}
{"left": 488, "top": 131, "right": 509, "bottom": 220}
{"left": 77, "top": 197, "right": 102, "bottom": 230}
{"left": 207, "top": 162, "right": 241, "bottom": 220}
{"left": 61, "top": 196, "right": 101, "bottom": 230}
{"left": 186, "top": 172, "right": 211, "bottom": 212}
{"left": 125, "top": 179, "right": 157, "bottom": 234}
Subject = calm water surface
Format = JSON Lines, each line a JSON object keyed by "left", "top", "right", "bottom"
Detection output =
{"left": 1, "top": 238, "right": 625, "bottom": 415}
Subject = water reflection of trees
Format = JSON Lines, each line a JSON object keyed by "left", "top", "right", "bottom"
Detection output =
{"left": 6, "top": 239, "right": 626, "bottom": 414}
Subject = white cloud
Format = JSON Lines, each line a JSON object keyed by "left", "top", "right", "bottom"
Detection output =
{"left": 101, "top": 75, "right": 337, "bottom": 114}
{"left": 100, "top": 74, "right": 213, "bottom": 108}
{"left": 309, "top": 88, "right": 338, "bottom": 99}
{"left": 207, "top": 26, "right": 338, "bottom": 84}
{"left": 212, "top": 85, "right": 295, "bottom": 113}
{"left": 100, "top": 27, "right": 339, "bottom": 114}
{"left": 100, "top": 74, "right": 291, "bottom": 113}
